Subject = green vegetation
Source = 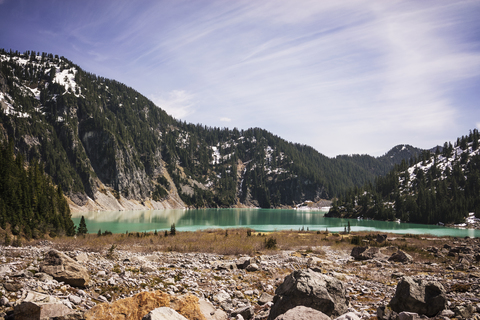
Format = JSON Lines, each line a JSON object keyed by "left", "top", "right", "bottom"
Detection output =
{"left": 328, "top": 129, "right": 480, "bottom": 224}
{"left": 0, "top": 139, "right": 76, "bottom": 239}
{"left": 0, "top": 49, "right": 426, "bottom": 211}
{"left": 77, "top": 216, "right": 88, "bottom": 235}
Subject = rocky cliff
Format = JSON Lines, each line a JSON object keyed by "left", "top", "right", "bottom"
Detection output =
{"left": 0, "top": 50, "right": 421, "bottom": 212}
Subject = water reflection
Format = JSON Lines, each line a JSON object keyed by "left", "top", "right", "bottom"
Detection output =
{"left": 71, "top": 208, "right": 480, "bottom": 237}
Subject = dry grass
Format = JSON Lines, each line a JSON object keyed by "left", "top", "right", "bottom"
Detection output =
{"left": 24, "top": 229, "right": 457, "bottom": 260}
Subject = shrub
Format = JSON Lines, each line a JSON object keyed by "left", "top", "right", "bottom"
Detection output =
{"left": 350, "top": 236, "right": 361, "bottom": 245}
{"left": 4, "top": 233, "right": 11, "bottom": 246}
{"left": 106, "top": 244, "right": 117, "bottom": 259}
{"left": 265, "top": 237, "right": 277, "bottom": 249}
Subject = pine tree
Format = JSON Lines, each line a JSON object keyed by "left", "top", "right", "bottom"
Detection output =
{"left": 77, "top": 216, "right": 88, "bottom": 235}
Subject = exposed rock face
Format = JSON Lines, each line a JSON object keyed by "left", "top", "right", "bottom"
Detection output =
{"left": 389, "top": 276, "right": 447, "bottom": 317}
{"left": 40, "top": 250, "right": 90, "bottom": 288}
{"left": 14, "top": 291, "right": 73, "bottom": 320}
{"left": 273, "top": 306, "right": 331, "bottom": 320}
{"left": 80, "top": 129, "right": 153, "bottom": 200}
{"left": 85, "top": 291, "right": 205, "bottom": 320}
{"left": 268, "top": 269, "right": 348, "bottom": 320}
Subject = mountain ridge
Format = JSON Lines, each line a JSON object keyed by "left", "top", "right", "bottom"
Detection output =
{"left": 327, "top": 130, "right": 480, "bottom": 224}
{"left": 0, "top": 49, "right": 425, "bottom": 212}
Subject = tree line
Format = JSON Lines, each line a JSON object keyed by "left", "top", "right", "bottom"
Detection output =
{"left": 328, "top": 129, "right": 480, "bottom": 224}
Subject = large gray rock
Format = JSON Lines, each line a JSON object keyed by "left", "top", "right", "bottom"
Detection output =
{"left": 232, "top": 306, "right": 254, "bottom": 320}
{"left": 14, "top": 291, "right": 73, "bottom": 320}
{"left": 389, "top": 276, "right": 447, "bottom": 317}
{"left": 142, "top": 307, "right": 188, "bottom": 320}
{"left": 246, "top": 263, "right": 260, "bottom": 272}
{"left": 273, "top": 306, "right": 331, "bottom": 320}
{"left": 258, "top": 292, "right": 274, "bottom": 305}
{"left": 236, "top": 256, "right": 253, "bottom": 269}
{"left": 268, "top": 269, "right": 348, "bottom": 320}
{"left": 334, "top": 312, "right": 361, "bottom": 320}
{"left": 388, "top": 250, "right": 412, "bottom": 263}
{"left": 350, "top": 246, "right": 380, "bottom": 261}
{"left": 198, "top": 299, "right": 228, "bottom": 320}
{"left": 40, "top": 250, "right": 90, "bottom": 288}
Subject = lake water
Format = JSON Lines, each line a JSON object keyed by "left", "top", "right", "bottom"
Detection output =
{"left": 71, "top": 208, "right": 480, "bottom": 238}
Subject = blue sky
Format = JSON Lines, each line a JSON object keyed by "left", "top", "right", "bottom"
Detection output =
{"left": 1, "top": 0, "right": 480, "bottom": 157}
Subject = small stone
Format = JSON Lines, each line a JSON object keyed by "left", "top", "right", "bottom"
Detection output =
{"left": 335, "top": 312, "right": 361, "bottom": 320}
{"left": 0, "top": 297, "right": 9, "bottom": 306}
{"left": 246, "top": 264, "right": 259, "bottom": 272}
{"left": 69, "top": 295, "right": 82, "bottom": 305}
{"left": 142, "top": 307, "right": 188, "bottom": 320}
{"left": 397, "top": 311, "right": 419, "bottom": 320}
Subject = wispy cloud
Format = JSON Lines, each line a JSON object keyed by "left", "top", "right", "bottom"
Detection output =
{"left": 149, "top": 90, "right": 196, "bottom": 120}
{"left": 2, "top": 0, "right": 479, "bottom": 156}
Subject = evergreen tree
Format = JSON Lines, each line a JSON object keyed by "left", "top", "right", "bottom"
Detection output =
{"left": 77, "top": 216, "right": 88, "bottom": 235}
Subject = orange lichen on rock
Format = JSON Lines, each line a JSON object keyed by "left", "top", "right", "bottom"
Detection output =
{"left": 85, "top": 291, "right": 206, "bottom": 320}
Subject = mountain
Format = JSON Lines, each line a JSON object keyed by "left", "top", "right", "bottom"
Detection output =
{"left": 0, "top": 49, "right": 423, "bottom": 212}
{"left": 327, "top": 130, "right": 480, "bottom": 224}
{"left": 335, "top": 144, "right": 424, "bottom": 178}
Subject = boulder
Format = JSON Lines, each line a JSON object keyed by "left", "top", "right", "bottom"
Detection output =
{"left": 14, "top": 291, "right": 73, "bottom": 320}
{"left": 142, "top": 307, "right": 188, "bottom": 320}
{"left": 231, "top": 306, "right": 254, "bottom": 320}
{"left": 140, "top": 264, "right": 156, "bottom": 273}
{"left": 246, "top": 263, "right": 259, "bottom": 272}
{"left": 268, "top": 269, "right": 348, "bottom": 320}
{"left": 376, "top": 234, "right": 388, "bottom": 243}
{"left": 85, "top": 291, "right": 205, "bottom": 320}
{"left": 397, "top": 311, "right": 419, "bottom": 320}
{"left": 212, "top": 290, "right": 231, "bottom": 303}
{"left": 389, "top": 276, "right": 447, "bottom": 317}
{"left": 0, "top": 296, "right": 9, "bottom": 306}
{"left": 3, "top": 282, "right": 22, "bottom": 292}
{"left": 40, "top": 250, "right": 90, "bottom": 288}
{"left": 210, "top": 261, "right": 237, "bottom": 271}
{"left": 388, "top": 250, "right": 412, "bottom": 263}
{"left": 273, "top": 306, "right": 330, "bottom": 320}
{"left": 334, "top": 312, "right": 361, "bottom": 320}
{"left": 236, "top": 257, "right": 252, "bottom": 269}
{"left": 377, "top": 305, "right": 397, "bottom": 320}
{"left": 258, "top": 292, "right": 274, "bottom": 305}
{"left": 0, "top": 265, "right": 11, "bottom": 275}
{"left": 350, "top": 246, "right": 380, "bottom": 261}
{"left": 453, "top": 305, "right": 476, "bottom": 319}
{"left": 198, "top": 299, "right": 228, "bottom": 320}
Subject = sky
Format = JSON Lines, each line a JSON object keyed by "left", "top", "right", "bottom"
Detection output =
{"left": 1, "top": 0, "right": 480, "bottom": 157}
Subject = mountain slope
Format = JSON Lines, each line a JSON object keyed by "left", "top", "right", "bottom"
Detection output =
{"left": 0, "top": 49, "right": 423, "bottom": 211}
{"left": 327, "top": 130, "right": 480, "bottom": 224}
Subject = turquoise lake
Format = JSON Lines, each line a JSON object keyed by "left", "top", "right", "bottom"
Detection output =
{"left": 71, "top": 208, "right": 480, "bottom": 238}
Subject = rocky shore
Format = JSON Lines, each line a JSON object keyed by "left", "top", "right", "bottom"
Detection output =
{"left": 0, "top": 234, "right": 479, "bottom": 320}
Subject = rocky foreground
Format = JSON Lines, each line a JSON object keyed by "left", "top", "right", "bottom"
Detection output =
{"left": 0, "top": 235, "right": 479, "bottom": 320}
